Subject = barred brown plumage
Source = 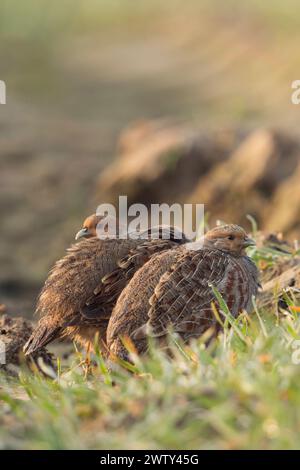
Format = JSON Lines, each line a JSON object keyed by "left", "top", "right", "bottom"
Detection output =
{"left": 107, "top": 224, "right": 260, "bottom": 361}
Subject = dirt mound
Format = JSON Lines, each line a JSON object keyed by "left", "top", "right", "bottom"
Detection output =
{"left": 96, "top": 122, "right": 300, "bottom": 239}
{"left": 96, "top": 120, "right": 244, "bottom": 206}
{"left": 189, "top": 129, "right": 300, "bottom": 229}
{"left": 259, "top": 259, "right": 300, "bottom": 310}
{"left": 0, "top": 310, "right": 55, "bottom": 376}
{"left": 265, "top": 162, "right": 300, "bottom": 239}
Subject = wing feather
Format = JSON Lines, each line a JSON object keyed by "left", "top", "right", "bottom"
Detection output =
{"left": 80, "top": 235, "right": 187, "bottom": 321}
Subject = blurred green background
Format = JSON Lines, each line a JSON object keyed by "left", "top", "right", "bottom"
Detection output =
{"left": 0, "top": 0, "right": 300, "bottom": 315}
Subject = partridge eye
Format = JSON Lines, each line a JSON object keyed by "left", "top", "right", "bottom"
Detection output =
{"left": 228, "top": 235, "right": 235, "bottom": 240}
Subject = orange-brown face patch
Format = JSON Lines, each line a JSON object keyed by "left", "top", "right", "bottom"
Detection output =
{"left": 82, "top": 214, "right": 99, "bottom": 235}
{"left": 204, "top": 224, "right": 253, "bottom": 255}
{"left": 205, "top": 224, "right": 247, "bottom": 241}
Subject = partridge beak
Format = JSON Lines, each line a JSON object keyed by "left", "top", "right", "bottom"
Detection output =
{"left": 75, "top": 227, "right": 89, "bottom": 240}
{"left": 243, "top": 237, "right": 256, "bottom": 248}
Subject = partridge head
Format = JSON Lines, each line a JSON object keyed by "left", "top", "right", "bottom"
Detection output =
{"left": 203, "top": 224, "right": 255, "bottom": 255}
{"left": 75, "top": 214, "right": 105, "bottom": 240}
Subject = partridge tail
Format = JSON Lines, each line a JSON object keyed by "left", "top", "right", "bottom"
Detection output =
{"left": 23, "top": 319, "right": 62, "bottom": 356}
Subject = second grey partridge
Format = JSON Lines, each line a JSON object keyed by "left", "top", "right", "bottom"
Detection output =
{"left": 107, "top": 224, "right": 260, "bottom": 361}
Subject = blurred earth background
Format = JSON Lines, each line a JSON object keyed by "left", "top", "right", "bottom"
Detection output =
{"left": 1, "top": 0, "right": 300, "bottom": 317}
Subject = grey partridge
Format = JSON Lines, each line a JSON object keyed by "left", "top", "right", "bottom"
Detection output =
{"left": 24, "top": 214, "right": 188, "bottom": 356}
{"left": 107, "top": 224, "right": 260, "bottom": 361}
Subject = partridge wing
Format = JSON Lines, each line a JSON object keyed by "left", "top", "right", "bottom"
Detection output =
{"left": 80, "top": 237, "right": 184, "bottom": 320}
